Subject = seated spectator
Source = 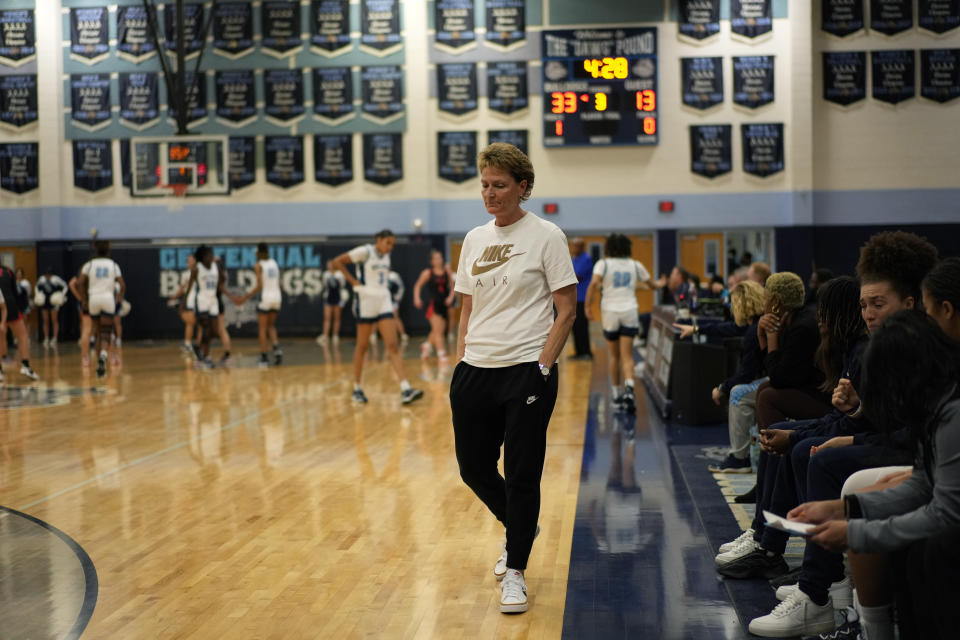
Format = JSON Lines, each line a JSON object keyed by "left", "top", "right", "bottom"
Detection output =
{"left": 805, "top": 268, "right": 834, "bottom": 306}
{"left": 749, "top": 261, "right": 771, "bottom": 286}
{"left": 923, "top": 256, "right": 960, "bottom": 342}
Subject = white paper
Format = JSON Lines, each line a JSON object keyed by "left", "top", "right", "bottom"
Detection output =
{"left": 763, "top": 510, "right": 815, "bottom": 537}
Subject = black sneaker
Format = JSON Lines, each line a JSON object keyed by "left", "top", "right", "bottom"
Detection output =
{"left": 768, "top": 566, "right": 802, "bottom": 589}
{"left": 258, "top": 355, "right": 269, "bottom": 369}
{"left": 621, "top": 388, "right": 636, "bottom": 413}
{"left": 717, "top": 548, "right": 789, "bottom": 579}
{"left": 273, "top": 348, "right": 283, "bottom": 366}
{"left": 352, "top": 388, "right": 368, "bottom": 404}
{"left": 96, "top": 356, "right": 107, "bottom": 379}
{"left": 707, "top": 454, "right": 752, "bottom": 474}
{"left": 401, "top": 388, "right": 424, "bottom": 405}
{"left": 734, "top": 483, "right": 758, "bottom": 504}
{"left": 817, "top": 618, "right": 860, "bottom": 639}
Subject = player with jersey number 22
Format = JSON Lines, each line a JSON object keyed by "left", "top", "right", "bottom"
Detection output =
{"left": 78, "top": 240, "right": 126, "bottom": 378}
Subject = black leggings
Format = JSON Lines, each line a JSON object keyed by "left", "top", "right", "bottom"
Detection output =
{"left": 450, "top": 361, "right": 559, "bottom": 571}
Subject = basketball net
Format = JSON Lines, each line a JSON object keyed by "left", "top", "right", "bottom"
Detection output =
{"left": 170, "top": 184, "right": 188, "bottom": 198}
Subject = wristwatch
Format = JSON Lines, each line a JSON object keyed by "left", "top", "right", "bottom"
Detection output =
{"left": 538, "top": 363, "right": 551, "bottom": 378}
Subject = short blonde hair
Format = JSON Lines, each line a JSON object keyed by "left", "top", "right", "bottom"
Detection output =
{"left": 750, "top": 261, "right": 771, "bottom": 284}
{"left": 765, "top": 272, "right": 806, "bottom": 313}
{"left": 730, "top": 280, "right": 765, "bottom": 326}
{"left": 477, "top": 143, "right": 534, "bottom": 202}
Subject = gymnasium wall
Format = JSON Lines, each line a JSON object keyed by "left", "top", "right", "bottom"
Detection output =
{"left": 1, "top": 1, "right": 958, "bottom": 243}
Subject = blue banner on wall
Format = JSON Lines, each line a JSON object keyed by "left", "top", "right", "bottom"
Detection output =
{"left": 486, "top": 0, "right": 526, "bottom": 49}
{"left": 681, "top": 57, "right": 723, "bottom": 110}
{"left": 0, "top": 74, "right": 37, "bottom": 128}
{"left": 228, "top": 136, "right": 256, "bottom": 190}
{"left": 870, "top": 0, "right": 913, "bottom": 35}
{"left": 733, "top": 55, "right": 775, "bottom": 109}
{"left": 168, "top": 72, "right": 208, "bottom": 126}
{"left": 72, "top": 140, "right": 113, "bottom": 192}
{"left": 741, "top": 122, "right": 784, "bottom": 177}
{"left": 361, "top": 65, "right": 404, "bottom": 121}
{"left": 263, "top": 1, "right": 303, "bottom": 57}
{"left": 488, "top": 129, "right": 528, "bottom": 155}
{"left": 0, "top": 142, "right": 39, "bottom": 194}
{"left": 265, "top": 136, "right": 305, "bottom": 188}
{"left": 363, "top": 133, "right": 402, "bottom": 185}
{"left": 361, "top": 0, "right": 402, "bottom": 54}
{"left": 216, "top": 70, "right": 257, "bottom": 125}
{"left": 689, "top": 124, "right": 731, "bottom": 179}
{"left": 435, "top": 0, "right": 476, "bottom": 51}
{"left": 822, "top": 0, "right": 865, "bottom": 36}
{"left": 678, "top": 0, "right": 720, "bottom": 40}
{"left": 872, "top": 50, "right": 915, "bottom": 104}
{"left": 437, "top": 131, "right": 477, "bottom": 183}
{"left": 919, "top": 0, "right": 960, "bottom": 34}
{"left": 264, "top": 69, "right": 306, "bottom": 123}
{"left": 921, "top": 48, "right": 960, "bottom": 103}
{"left": 213, "top": 2, "right": 255, "bottom": 59}
{"left": 731, "top": 0, "right": 772, "bottom": 38}
{"left": 119, "top": 72, "right": 160, "bottom": 130}
{"left": 314, "top": 134, "right": 353, "bottom": 186}
{"left": 164, "top": 3, "right": 205, "bottom": 59}
{"left": 313, "top": 67, "right": 355, "bottom": 122}
{"left": 71, "top": 73, "right": 112, "bottom": 131}
{"left": 487, "top": 61, "right": 528, "bottom": 115}
{"left": 311, "top": 0, "right": 352, "bottom": 55}
{"left": 70, "top": 7, "right": 110, "bottom": 64}
{"left": 0, "top": 9, "right": 36, "bottom": 67}
{"left": 822, "top": 51, "right": 867, "bottom": 106}
{"left": 117, "top": 6, "right": 156, "bottom": 63}
{"left": 437, "top": 63, "right": 478, "bottom": 117}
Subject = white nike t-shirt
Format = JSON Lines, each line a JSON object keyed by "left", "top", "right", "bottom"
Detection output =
{"left": 455, "top": 211, "right": 578, "bottom": 367}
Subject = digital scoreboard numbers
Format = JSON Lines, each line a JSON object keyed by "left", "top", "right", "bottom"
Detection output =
{"left": 542, "top": 28, "right": 658, "bottom": 147}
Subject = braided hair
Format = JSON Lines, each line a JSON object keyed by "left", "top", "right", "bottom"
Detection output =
{"left": 814, "top": 276, "right": 867, "bottom": 392}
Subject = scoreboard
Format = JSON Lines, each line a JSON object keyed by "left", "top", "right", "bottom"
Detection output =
{"left": 541, "top": 28, "right": 659, "bottom": 147}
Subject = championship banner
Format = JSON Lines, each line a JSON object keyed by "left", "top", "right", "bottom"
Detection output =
{"left": 822, "top": 51, "right": 867, "bottom": 106}
{"left": 921, "top": 48, "right": 960, "bottom": 103}
{"left": 72, "top": 139, "right": 113, "bottom": 192}
{"left": 361, "top": 0, "right": 402, "bottom": 56}
{"left": 228, "top": 136, "right": 256, "bottom": 190}
{"left": 741, "top": 122, "right": 784, "bottom": 178}
{"left": 731, "top": 0, "right": 772, "bottom": 39}
{"left": 314, "top": 134, "right": 353, "bottom": 186}
{"left": 361, "top": 65, "right": 403, "bottom": 122}
{"left": 70, "top": 7, "right": 110, "bottom": 65}
{"left": 313, "top": 66, "right": 355, "bottom": 123}
{"left": 678, "top": 0, "right": 720, "bottom": 41}
{"left": 689, "top": 124, "right": 731, "bottom": 179}
{"left": 264, "top": 135, "right": 305, "bottom": 188}
{"left": 870, "top": 0, "right": 913, "bottom": 35}
{"left": 437, "top": 63, "right": 478, "bottom": 117}
{"left": 117, "top": 6, "right": 156, "bottom": 63}
{"left": 487, "top": 61, "right": 528, "bottom": 115}
{"left": 264, "top": 68, "right": 305, "bottom": 124}
{"left": 164, "top": 3, "right": 205, "bottom": 59}
{"left": 71, "top": 73, "right": 112, "bottom": 131}
{"left": 681, "top": 57, "right": 723, "bottom": 110}
{"left": 0, "top": 74, "right": 38, "bottom": 129}
{"left": 733, "top": 55, "right": 775, "bottom": 109}
{"left": 311, "top": 0, "right": 351, "bottom": 56}
{"left": 919, "top": 0, "right": 960, "bottom": 34}
{"left": 262, "top": 1, "right": 303, "bottom": 57}
{"left": 871, "top": 50, "right": 915, "bottom": 104}
{"left": 119, "top": 72, "right": 161, "bottom": 130}
{"left": 363, "top": 132, "right": 402, "bottom": 186}
{"left": 167, "top": 71, "right": 208, "bottom": 127}
{"left": 485, "top": 0, "right": 526, "bottom": 49}
{"left": 437, "top": 131, "right": 477, "bottom": 183}
{"left": 822, "top": 0, "right": 865, "bottom": 37}
{"left": 488, "top": 129, "right": 528, "bottom": 155}
{"left": 0, "top": 142, "right": 39, "bottom": 194}
{"left": 213, "top": 2, "right": 255, "bottom": 59}
{"left": 0, "top": 9, "right": 37, "bottom": 67}
{"left": 435, "top": 0, "right": 476, "bottom": 52}
{"left": 216, "top": 70, "right": 257, "bottom": 126}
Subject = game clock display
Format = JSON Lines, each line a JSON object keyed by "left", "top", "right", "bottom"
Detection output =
{"left": 542, "top": 28, "right": 658, "bottom": 147}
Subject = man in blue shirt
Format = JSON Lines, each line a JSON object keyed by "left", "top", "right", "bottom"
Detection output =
{"left": 570, "top": 238, "right": 593, "bottom": 359}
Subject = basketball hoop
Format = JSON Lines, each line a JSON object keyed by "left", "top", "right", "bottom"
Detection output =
{"left": 170, "top": 184, "right": 189, "bottom": 198}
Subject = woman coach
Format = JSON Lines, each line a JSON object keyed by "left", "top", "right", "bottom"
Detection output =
{"left": 449, "top": 143, "right": 578, "bottom": 614}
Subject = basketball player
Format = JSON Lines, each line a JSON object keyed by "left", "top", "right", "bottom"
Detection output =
{"left": 317, "top": 268, "right": 347, "bottom": 345}
{"left": 69, "top": 273, "right": 94, "bottom": 366}
{"left": 0, "top": 265, "right": 38, "bottom": 380}
{"left": 169, "top": 253, "right": 200, "bottom": 357}
{"left": 78, "top": 241, "right": 125, "bottom": 378}
{"left": 235, "top": 242, "right": 283, "bottom": 367}
{"left": 584, "top": 233, "right": 656, "bottom": 413}
{"left": 36, "top": 267, "right": 68, "bottom": 348}
{"left": 328, "top": 230, "right": 423, "bottom": 405}
{"left": 181, "top": 245, "right": 228, "bottom": 368}
{"left": 387, "top": 270, "right": 409, "bottom": 344}
{"left": 413, "top": 249, "right": 455, "bottom": 362}
{"left": 15, "top": 268, "right": 32, "bottom": 342}
{"left": 213, "top": 254, "right": 235, "bottom": 366}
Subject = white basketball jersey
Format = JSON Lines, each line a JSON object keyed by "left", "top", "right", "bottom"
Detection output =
{"left": 81, "top": 258, "right": 122, "bottom": 297}
{"left": 594, "top": 257, "right": 650, "bottom": 312}
{"left": 348, "top": 244, "right": 391, "bottom": 291}
{"left": 197, "top": 261, "right": 219, "bottom": 299}
{"left": 259, "top": 258, "right": 281, "bottom": 297}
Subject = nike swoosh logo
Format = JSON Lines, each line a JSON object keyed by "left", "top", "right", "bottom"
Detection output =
{"left": 527, "top": 395, "right": 538, "bottom": 405}
{"left": 471, "top": 253, "right": 526, "bottom": 276}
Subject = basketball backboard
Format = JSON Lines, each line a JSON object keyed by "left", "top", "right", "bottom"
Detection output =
{"left": 130, "top": 135, "right": 230, "bottom": 197}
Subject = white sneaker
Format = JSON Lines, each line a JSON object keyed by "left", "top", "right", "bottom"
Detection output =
{"left": 715, "top": 535, "right": 760, "bottom": 566}
{"left": 316, "top": 334, "right": 328, "bottom": 345}
{"left": 499, "top": 570, "right": 528, "bottom": 614}
{"left": 776, "top": 577, "right": 853, "bottom": 610}
{"left": 42, "top": 338, "right": 50, "bottom": 348}
{"left": 748, "top": 591, "right": 836, "bottom": 637}
{"left": 20, "top": 364, "right": 40, "bottom": 381}
{"left": 494, "top": 525, "right": 541, "bottom": 581}
{"left": 50, "top": 337, "right": 58, "bottom": 348}
{"left": 719, "top": 528, "right": 755, "bottom": 553}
